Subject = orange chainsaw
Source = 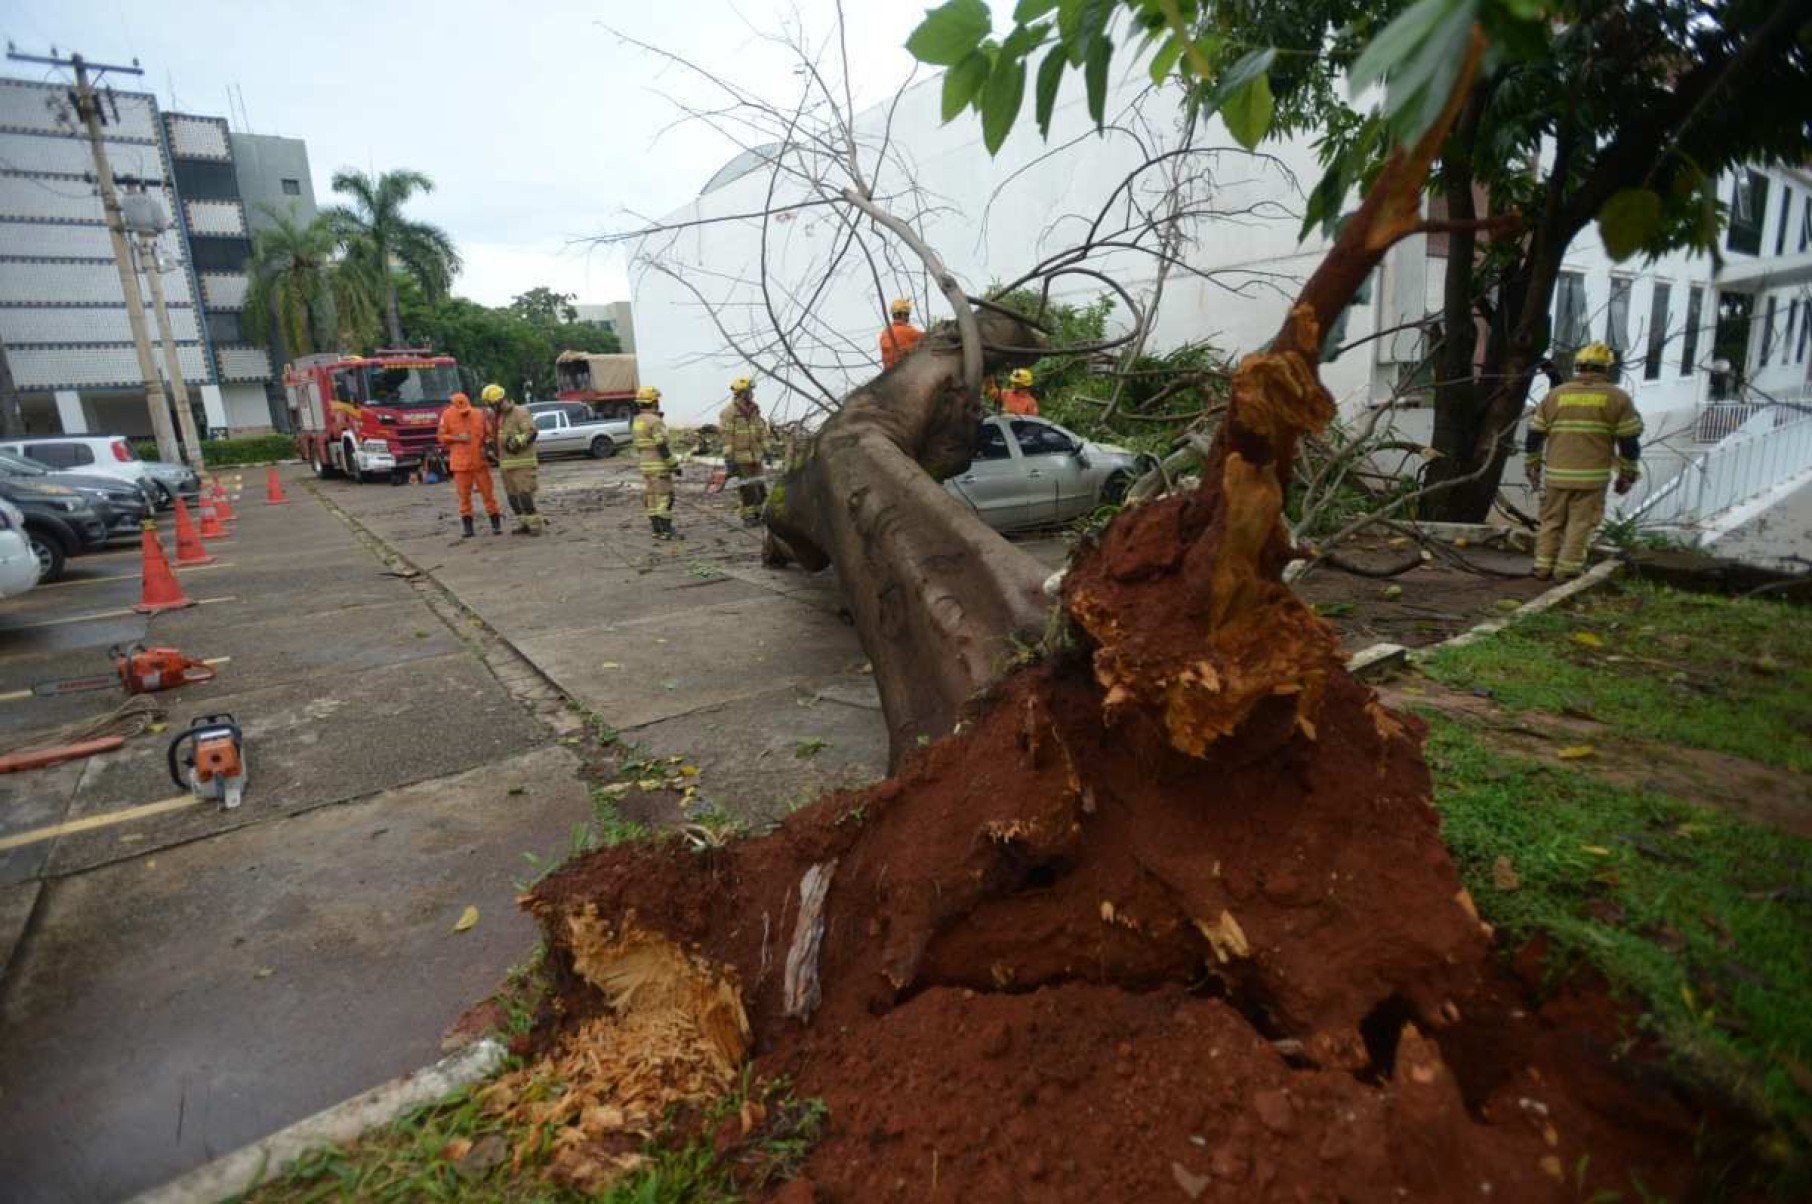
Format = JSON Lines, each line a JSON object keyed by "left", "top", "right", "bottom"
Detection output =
{"left": 168, "top": 713, "right": 247, "bottom": 809}
{"left": 25, "top": 645, "right": 218, "bottom": 697}
{"left": 114, "top": 644, "right": 217, "bottom": 694}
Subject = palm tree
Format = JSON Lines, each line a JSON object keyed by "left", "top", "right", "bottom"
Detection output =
{"left": 243, "top": 207, "right": 381, "bottom": 357}
{"left": 323, "top": 168, "right": 462, "bottom": 347}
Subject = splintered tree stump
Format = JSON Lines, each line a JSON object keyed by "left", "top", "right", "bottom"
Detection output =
{"left": 518, "top": 35, "right": 1709, "bottom": 1200}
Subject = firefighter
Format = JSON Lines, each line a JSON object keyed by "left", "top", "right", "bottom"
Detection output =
{"left": 1525, "top": 341, "right": 1643, "bottom": 581}
{"left": 436, "top": 390, "right": 501, "bottom": 537}
{"left": 633, "top": 385, "right": 683, "bottom": 541}
{"left": 718, "top": 376, "right": 772, "bottom": 527}
{"left": 487, "top": 383, "right": 542, "bottom": 536}
{"left": 879, "top": 297, "right": 923, "bottom": 370}
{"left": 999, "top": 368, "right": 1040, "bottom": 416}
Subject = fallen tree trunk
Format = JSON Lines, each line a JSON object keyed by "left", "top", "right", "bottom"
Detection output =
{"left": 762, "top": 313, "right": 1051, "bottom": 767}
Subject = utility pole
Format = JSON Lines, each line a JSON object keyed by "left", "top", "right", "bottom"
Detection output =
{"left": 134, "top": 228, "right": 207, "bottom": 472}
{"left": 0, "top": 334, "right": 24, "bottom": 436}
{"left": 7, "top": 46, "right": 181, "bottom": 463}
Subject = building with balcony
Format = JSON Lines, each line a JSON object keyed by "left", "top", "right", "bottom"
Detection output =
{"left": 0, "top": 76, "right": 315, "bottom": 440}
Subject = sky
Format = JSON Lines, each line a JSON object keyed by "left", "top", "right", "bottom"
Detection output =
{"left": 2, "top": 0, "right": 931, "bottom": 306}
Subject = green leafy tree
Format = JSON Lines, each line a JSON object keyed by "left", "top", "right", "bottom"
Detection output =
{"left": 242, "top": 207, "right": 379, "bottom": 357}
{"left": 324, "top": 169, "right": 463, "bottom": 348}
{"left": 911, "top": 0, "right": 1812, "bottom": 519}
{"left": 507, "top": 287, "right": 580, "bottom": 327}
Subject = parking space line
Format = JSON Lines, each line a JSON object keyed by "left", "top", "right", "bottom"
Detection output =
{"left": 0, "top": 793, "right": 200, "bottom": 852}
{"left": 36, "top": 562, "right": 231, "bottom": 590}
{"left": 0, "top": 595, "right": 238, "bottom": 631}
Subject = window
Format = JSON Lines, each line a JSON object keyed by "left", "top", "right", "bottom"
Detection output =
{"left": 1761, "top": 296, "right": 1777, "bottom": 366}
{"left": 1727, "top": 171, "right": 1768, "bottom": 255}
{"left": 1552, "top": 271, "right": 1590, "bottom": 370}
{"left": 974, "top": 422, "right": 1010, "bottom": 460}
{"left": 1605, "top": 277, "right": 1632, "bottom": 358}
{"left": 1800, "top": 302, "right": 1811, "bottom": 363}
{"left": 24, "top": 442, "right": 92, "bottom": 468}
{"left": 206, "top": 311, "right": 243, "bottom": 344}
{"left": 1776, "top": 187, "right": 1793, "bottom": 256}
{"left": 1011, "top": 419, "right": 1076, "bottom": 457}
{"left": 1789, "top": 301, "right": 1800, "bottom": 362}
{"left": 1681, "top": 287, "right": 1704, "bottom": 375}
{"left": 281, "top": 178, "right": 301, "bottom": 196}
{"left": 1802, "top": 196, "right": 1810, "bottom": 253}
{"left": 172, "top": 159, "right": 241, "bottom": 202}
{"left": 188, "top": 236, "right": 253, "bottom": 272}
{"left": 1644, "top": 281, "right": 1671, "bottom": 381}
{"left": 533, "top": 413, "right": 560, "bottom": 432}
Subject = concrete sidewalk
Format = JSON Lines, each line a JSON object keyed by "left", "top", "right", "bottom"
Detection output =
{"left": 321, "top": 458, "right": 893, "bottom": 824}
{"left": 0, "top": 475, "right": 591, "bottom": 1203}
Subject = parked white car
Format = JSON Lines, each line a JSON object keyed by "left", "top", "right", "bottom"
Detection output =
{"left": 527, "top": 402, "right": 632, "bottom": 459}
{"left": 0, "top": 435, "right": 188, "bottom": 506}
{"left": 0, "top": 496, "right": 43, "bottom": 599}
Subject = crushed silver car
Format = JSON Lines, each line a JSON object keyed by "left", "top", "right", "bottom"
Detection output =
{"left": 945, "top": 415, "right": 1156, "bottom": 533}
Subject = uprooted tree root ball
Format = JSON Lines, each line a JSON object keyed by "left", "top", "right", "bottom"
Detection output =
{"left": 518, "top": 641, "right": 1710, "bottom": 1200}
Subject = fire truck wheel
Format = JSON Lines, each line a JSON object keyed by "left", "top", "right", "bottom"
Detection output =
{"left": 343, "top": 442, "right": 365, "bottom": 484}
{"left": 312, "top": 447, "right": 339, "bottom": 479}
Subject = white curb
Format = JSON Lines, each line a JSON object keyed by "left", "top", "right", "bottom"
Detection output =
{"left": 128, "top": 1038, "right": 507, "bottom": 1204}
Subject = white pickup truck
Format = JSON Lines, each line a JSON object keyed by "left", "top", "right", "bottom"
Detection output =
{"left": 526, "top": 402, "right": 633, "bottom": 459}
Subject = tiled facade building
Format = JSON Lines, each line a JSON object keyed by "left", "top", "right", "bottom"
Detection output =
{"left": 0, "top": 76, "right": 316, "bottom": 437}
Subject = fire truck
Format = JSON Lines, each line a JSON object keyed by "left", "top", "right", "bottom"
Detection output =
{"left": 286, "top": 351, "right": 464, "bottom": 482}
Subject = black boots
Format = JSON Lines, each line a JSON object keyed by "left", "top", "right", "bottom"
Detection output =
{"left": 490, "top": 513, "right": 503, "bottom": 535}
{"left": 650, "top": 516, "right": 685, "bottom": 541}
{"left": 461, "top": 516, "right": 475, "bottom": 538}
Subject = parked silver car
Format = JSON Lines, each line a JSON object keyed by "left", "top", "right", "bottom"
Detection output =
{"left": 945, "top": 415, "right": 1156, "bottom": 532}
{"left": 527, "top": 402, "right": 632, "bottom": 459}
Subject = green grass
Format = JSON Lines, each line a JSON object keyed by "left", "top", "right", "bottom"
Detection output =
{"left": 247, "top": 1073, "right": 826, "bottom": 1203}
{"left": 1421, "top": 581, "right": 1812, "bottom": 772}
{"left": 1425, "top": 714, "right": 1812, "bottom": 1138}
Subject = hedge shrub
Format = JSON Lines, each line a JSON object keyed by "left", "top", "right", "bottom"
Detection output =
{"left": 132, "top": 435, "right": 297, "bottom": 467}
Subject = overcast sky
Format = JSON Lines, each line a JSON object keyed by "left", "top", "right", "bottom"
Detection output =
{"left": 3, "top": 0, "right": 930, "bottom": 306}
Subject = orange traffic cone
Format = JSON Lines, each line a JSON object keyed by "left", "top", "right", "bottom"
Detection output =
{"left": 133, "top": 522, "right": 194, "bottom": 614}
{"left": 211, "top": 480, "right": 237, "bottom": 523}
{"left": 265, "top": 465, "right": 291, "bottom": 505}
{"left": 197, "top": 499, "right": 228, "bottom": 540}
{"left": 170, "top": 498, "right": 216, "bottom": 566}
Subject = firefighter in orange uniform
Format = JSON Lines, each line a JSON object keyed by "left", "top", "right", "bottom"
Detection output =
{"left": 879, "top": 297, "right": 923, "bottom": 369}
{"left": 437, "top": 390, "right": 502, "bottom": 537}
{"left": 999, "top": 368, "right": 1040, "bottom": 416}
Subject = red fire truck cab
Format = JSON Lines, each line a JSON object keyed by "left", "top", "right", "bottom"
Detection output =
{"left": 286, "top": 351, "right": 464, "bottom": 482}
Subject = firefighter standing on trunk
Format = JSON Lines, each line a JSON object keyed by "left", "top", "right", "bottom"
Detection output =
{"left": 487, "top": 383, "right": 542, "bottom": 536}
{"left": 1525, "top": 341, "right": 1643, "bottom": 580}
{"left": 879, "top": 297, "right": 923, "bottom": 369}
{"left": 633, "top": 385, "right": 683, "bottom": 541}
{"left": 719, "top": 376, "right": 772, "bottom": 527}
{"left": 437, "top": 390, "right": 502, "bottom": 537}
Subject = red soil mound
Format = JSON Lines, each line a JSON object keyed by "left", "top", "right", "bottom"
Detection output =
{"left": 527, "top": 658, "right": 1702, "bottom": 1199}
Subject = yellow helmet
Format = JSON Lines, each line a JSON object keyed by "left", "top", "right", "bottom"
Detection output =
{"left": 890, "top": 297, "right": 912, "bottom": 317}
{"left": 1008, "top": 368, "right": 1034, "bottom": 388}
{"left": 636, "top": 385, "right": 661, "bottom": 405}
{"left": 480, "top": 383, "right": 505, "bottom": 405}
{"left": 730, "top": 376, "right": 753, "bottom": 394}
{"left": 1574, "top": 342, "right": 1616, "bottom": 371}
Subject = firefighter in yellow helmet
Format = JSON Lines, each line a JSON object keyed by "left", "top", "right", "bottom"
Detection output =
{"left": 718, "top": 376, "right": 772, "bottom": 527}
{"left": 879, "top": 297, "right": 923, "bottom": 370}
{"left": 486, "top": 383, "right": 542, "bottom": 536}
{"left": 633, "top": 386, "right": 683, "bottom": 540}
{"left": 999, "top": 367, "right": 1040, "bottom": 416}
{"left": 1525, "top": 341, "right": 1643, "bottom": 580}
